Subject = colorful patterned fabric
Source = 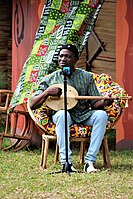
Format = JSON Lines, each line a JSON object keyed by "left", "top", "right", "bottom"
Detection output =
{"left": 33, "top": 73, "right": 127, "bottom": 138}
{"left": 9, "top": 0, "right": 104, "bottom": 110}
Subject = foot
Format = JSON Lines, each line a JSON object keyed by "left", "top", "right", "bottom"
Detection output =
{"left": 84, "top": 162, "right": 97, "bottom": 173}
{"left": 62, "top": 163, "right": 77, "bottom": 172}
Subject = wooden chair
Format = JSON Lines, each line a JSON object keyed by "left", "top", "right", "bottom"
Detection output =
{"left": 27, "top": 73, "right": 129, "bottom": 169}
{"left": 0, "top": 90, "right": 34, "bottom": 151}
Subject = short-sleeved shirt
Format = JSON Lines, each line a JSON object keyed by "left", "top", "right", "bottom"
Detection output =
{"left": 33, "top": 68, "right": 100, "bottom": 123}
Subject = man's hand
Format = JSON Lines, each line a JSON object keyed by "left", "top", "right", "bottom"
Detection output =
{"left": 104, "top": 94, "right": 114, "bottom": 107}
{"left": 46, "top": 87, "right": 62, "bottom": 98}
{"left": 104, "top": 98, "right": 114, "bottom": 107}
{"left": 92, "top": 94, "right": 114, "bottom": 110}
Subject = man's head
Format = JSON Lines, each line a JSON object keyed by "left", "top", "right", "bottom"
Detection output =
{"left": 58, "top": 44, "right": 79, "bottom": 71}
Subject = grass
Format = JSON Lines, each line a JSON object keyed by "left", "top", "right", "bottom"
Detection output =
{"left": 0, "top": 147, "right": 133, "bottom": 199}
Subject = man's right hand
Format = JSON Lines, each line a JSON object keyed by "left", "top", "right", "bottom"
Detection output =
{"left": 46, "top": 87, "right": 62, "bottom": 98}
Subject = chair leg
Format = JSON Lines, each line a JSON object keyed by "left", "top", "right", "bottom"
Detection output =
{"left": 79, "top": 141, "right": 85, "bottom": 164}
{"left": 41, "top": 137, "right": 49, "bottom": 169}
{"left": 40, "top": 137, "right": 45, "bottom": 168}
{"left": 0, "top": 136, "right": 3, "bottom": 150}
{"left": 102, "top": 135, "right": 111, "bottom": 168}
{"left": 54, "top": 141, "right": 59, "bottom": 163}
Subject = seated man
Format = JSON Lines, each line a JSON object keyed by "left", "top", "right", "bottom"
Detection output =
{"left": 30, "top": 44, "right": 113, "bottom": 173}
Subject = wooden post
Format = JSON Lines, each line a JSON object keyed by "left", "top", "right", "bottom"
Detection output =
{"left": 116, "top": 0, "right": 133, "bottom": 149}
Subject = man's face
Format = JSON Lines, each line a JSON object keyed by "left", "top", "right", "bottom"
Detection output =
{"left": 58, "top": 49, "right": 77, "bottom": 71}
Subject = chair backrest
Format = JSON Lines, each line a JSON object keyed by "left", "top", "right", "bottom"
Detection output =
{"left": 0, "top": 90, "right": 13, "bottom": 112}
{"left": 27, "top": 72, "right": 128, "bottom": 137}
{"left": 91, "top": 73, "right": 127, "bottom": 129}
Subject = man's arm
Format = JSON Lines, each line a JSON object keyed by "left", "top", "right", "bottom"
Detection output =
{"left": 30, "top": 90, "right": 49, "bottom": 110}
{"left": 30, "top": 86, "right": 62, "bottom": 110}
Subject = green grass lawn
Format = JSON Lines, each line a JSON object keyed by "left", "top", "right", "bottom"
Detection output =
{"left": 0, "top": 147, "right": 133, "bottom": 199}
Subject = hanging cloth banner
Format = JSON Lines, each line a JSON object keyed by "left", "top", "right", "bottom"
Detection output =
{"left": 9, "top": 0, "right": 104, "bottom": 110}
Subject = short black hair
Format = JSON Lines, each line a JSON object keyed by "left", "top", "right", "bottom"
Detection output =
{"left": 59, "top": 44, "right": 79, "bottom": 59}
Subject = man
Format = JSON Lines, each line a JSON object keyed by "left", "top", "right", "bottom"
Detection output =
{"left": 30, "top": 44, "right": 112, "bottom": 173}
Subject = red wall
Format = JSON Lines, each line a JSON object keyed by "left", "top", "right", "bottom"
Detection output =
{"left": 12, "top": 0, "right": 44, "bottom": 91}
{"left": 12, "top": 0, "right": 45, "bottom": 140}
{"left": 116, "top": 0, "right": 133, "bottom": 149}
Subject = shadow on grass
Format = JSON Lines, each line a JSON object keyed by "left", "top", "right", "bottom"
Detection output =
{"left": 111, "top": 163, "right": 132, "bottom": 171}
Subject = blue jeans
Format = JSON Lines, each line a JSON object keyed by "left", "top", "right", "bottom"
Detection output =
{"left": 52, "top": 110, "right": 108, "bottom": 164}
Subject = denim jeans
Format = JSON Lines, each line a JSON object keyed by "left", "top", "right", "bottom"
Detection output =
{"left": 52, "top": 110, "right": 108, "bottom": 164}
